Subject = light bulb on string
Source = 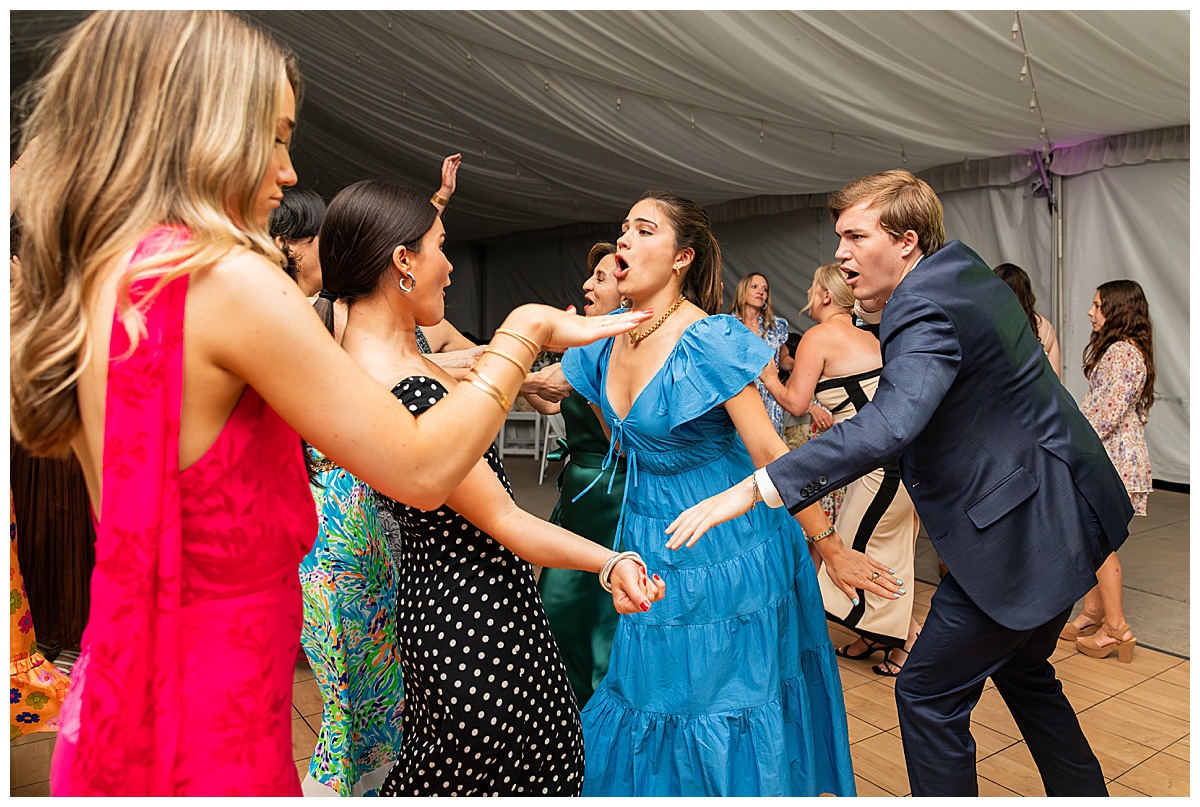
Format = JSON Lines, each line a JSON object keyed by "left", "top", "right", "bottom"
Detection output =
{"left": 544, "top": 78, "right": 550, "bottom": 91}
{"left": 690, "top": 107, "right": 696, "bottom": 130}
{"left": 759, "top": 120, "right": 765, "bottom": 144}
{"left": 830, "top": 133, "right": 836, "bottom": 155}
{"left": 1029, "top": 93, "right": 1037, "bottom": 113}
{"left": 1012, "top": 13, "right": 1020, "bottom": 39}
{"left": 616, "top": 95, "right": 621, "bottom": 111}
{"left": 467, "top": 51, "right": 473, "bottom": 67}
{"left": 1019, "top": 56, "right": 1028, "bottom": 82}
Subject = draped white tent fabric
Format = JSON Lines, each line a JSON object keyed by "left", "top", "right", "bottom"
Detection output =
{"left": 9, "top": 10, "right": 1189, "bottom": 481}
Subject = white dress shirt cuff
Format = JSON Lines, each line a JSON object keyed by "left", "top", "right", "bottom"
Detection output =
{"left": 755, "top": 467, "right": 785, "bottom": 509}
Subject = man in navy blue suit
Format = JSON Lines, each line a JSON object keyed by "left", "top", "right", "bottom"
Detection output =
{"left": 668, "top": 170, "right": 1131, "bottom": 796}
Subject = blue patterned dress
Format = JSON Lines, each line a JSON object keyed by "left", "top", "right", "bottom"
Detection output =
{"left": 746, "top": 314, "right": 790, "bottom": 435}
{"left": 299, "top": 450, "right": 404, "bottom": 796}
{"left": 562, "top": 315, "right": 855, "bottom": 797}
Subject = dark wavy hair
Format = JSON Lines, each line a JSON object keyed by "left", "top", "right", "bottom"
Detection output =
{"left": 1083, "top": 279, "right": 1156, "bottom": 414}
{"left": 994, "top": 263, "right": 1042, "bottom": 346}
{"left": 637, "top": 190, "right": 723, "bottom": 315}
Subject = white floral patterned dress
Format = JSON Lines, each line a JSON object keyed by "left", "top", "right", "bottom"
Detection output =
{"left": 1080, "top": 340, "right": 1152, "bottom": 515}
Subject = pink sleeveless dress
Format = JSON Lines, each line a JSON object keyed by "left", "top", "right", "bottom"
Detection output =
{"left": 50, "top": 227, "right": 317, "bottom": 795}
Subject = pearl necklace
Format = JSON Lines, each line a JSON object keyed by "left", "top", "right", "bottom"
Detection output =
{"left": 629, "top": 295, "right": 686, "bottom": 344}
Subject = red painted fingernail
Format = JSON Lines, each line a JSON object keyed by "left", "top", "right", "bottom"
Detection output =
{"left": 653, "top": 574, "right": 662, "bottom": 580}
{"left": 640, "top": 602, "right": 650, "bottom": 611}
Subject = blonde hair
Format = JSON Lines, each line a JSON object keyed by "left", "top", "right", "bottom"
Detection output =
{"left": 829, "top": 169, "right": 945, "bottom": 256}
{"left": 728, "top": 273, "right": 779, "bottom": 336}
{"left": 801, "top": 263, "right": 855, "bottom": 316}
{"left": 12, "top": 11, "right": 299, "bottom": 456}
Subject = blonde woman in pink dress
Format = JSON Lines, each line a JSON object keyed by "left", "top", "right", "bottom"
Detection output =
{"left": 9, "top": 11, "right": 651, "bottom": 796}
{"left": 1061, "top": 280, "right": 1156, "bottom": 662}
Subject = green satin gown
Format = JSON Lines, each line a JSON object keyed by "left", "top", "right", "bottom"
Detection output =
{"left": 537, "top": 392, "right": 627, "bottom": 707}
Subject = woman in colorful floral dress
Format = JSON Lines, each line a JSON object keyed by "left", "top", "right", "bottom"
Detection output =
{"left": 10, "top": 499, "right": 71, "bottom": 739}
{"left": 298, "top": 461, "right": 403, "bottom": 796}
{"left": 1062, "top": 280, "right": 1156, "bottom": 663}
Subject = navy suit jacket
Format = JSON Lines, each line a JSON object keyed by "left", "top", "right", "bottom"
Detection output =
{"left": 766, "top": 241, "right": 1133, "bottom": 630}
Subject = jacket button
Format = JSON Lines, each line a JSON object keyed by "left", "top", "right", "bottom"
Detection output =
{"left": 819, "top": 476, "right": 828, "bottom": 486}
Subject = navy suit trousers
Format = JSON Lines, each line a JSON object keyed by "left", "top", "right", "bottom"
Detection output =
{"left": 894, "top": 574, "right": 1107, "bottom": 797}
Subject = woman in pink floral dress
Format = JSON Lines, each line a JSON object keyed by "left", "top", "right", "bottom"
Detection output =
{"left": 1061, "top": 280, "right": 1155, "bottom": 662}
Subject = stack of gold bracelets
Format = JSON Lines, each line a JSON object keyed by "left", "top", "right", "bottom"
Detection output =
{"left": 464, "top": 328, "right": 542, "bottom": 412}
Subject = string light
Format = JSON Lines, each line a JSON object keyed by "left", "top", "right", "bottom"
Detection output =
{"left": 616, "top": 94, "right": 621, "bottom": 111}
{"left": 544, "top": 78, "right": 550, "bottom": 91}
{"left": 963, "top": 155, "right": 971, "bottom": 170}
{"left": 1013, "top": 12, "right": 1054, "bottom": 161}
{"left": 467, "top": 51, "right": 473, "bottom": 67}
{"left": 759, "top": 120, "right": 765, "bottom": 143}
{"left": 900, "top": 143, "right": 907, "bottom": 163}
{"left": 690, "top": 107, "right": 696, "bottom": 130}
{"left": 830, "top": 133, "right": 836, "bottom": 155}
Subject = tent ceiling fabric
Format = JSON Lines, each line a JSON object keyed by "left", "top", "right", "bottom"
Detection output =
{"left": 10, "top": 10, "right": 1188, "bottom": 240}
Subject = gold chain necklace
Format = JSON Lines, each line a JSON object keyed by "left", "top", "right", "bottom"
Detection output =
{"left": 629, "top": 295, "right": 686, "bottom": 344}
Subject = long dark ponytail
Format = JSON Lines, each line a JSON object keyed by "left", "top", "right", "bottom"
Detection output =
{"left": 638, "top": 190, "right": 723, "bottom": 315}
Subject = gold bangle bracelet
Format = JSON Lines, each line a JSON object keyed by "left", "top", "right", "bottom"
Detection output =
{"left": 430, "top": 192, "right": 449, "bottom": 207}
{"left": 481, "top": 347, "right": 530, "bottom": 375}
{"left": 807, "top": 524, "right": 836, "bottom": 544}
{"left": 12, "top": 161, "right": 24, "bottom": 170}
{"left": 467, "top": 368, "right": 511, "bottom": 412}
{"left": 493, "top": 328, "right": 541, "bottom": 362}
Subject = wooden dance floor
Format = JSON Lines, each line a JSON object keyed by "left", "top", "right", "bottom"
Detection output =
{"left": 9, "top": 462, "right": 1189, "bottom": 797}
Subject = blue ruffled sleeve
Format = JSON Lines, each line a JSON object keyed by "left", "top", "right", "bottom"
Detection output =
{"left": 660, "top": 314, "right": 774, "bottom": 430}
{"left": 561, "top": 335, "right": 613, "bottom": 407}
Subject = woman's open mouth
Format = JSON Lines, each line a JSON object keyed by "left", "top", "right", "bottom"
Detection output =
{"left": 613, "top": 253, "right": 630, "bottom": 279}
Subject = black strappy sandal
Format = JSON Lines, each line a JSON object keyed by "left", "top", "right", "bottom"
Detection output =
{"left": 835, "top": 639, "right": 888, "bottom": 660}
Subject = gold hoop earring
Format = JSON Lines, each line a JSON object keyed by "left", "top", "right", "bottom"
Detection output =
{"left": 398, "top": 270, "right": 417, "bottom": 294}
{"left": 673, "top": 266, "right": 681, "bottom": 278}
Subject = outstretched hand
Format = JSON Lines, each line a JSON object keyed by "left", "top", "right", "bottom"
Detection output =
{"left": 760, "top": 359, "right": 779, "bottom": 385}
{"left": 664, "top": 476, "right": 756, "bottom": 550}
{"left": 607, "top": 558, "right": 666, "bottom": 614}
{"left": 438, "top": 153, "right": 462, "bottom": 199}
{"left": 537, "top": 305, "right": 653, "bottom": 353}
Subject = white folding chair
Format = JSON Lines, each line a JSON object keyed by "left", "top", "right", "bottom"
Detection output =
{"left": 538, "top": 413, "right": 567, "bottom": 485}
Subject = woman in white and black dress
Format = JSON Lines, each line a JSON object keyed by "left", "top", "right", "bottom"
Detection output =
{"left": 759, "top": 263, "right": 922, "bottom": 676}
{"left": 314, "top": 179, "right": 664, "bottom": 796}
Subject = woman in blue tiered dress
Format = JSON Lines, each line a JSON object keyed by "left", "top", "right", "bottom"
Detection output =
{"left": 562, "top": 191, "right": 887, "bottom": 796}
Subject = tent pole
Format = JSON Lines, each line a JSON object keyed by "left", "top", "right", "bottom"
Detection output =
{"left": 1051, "top": 173, "right": 1065, "bottom": 355}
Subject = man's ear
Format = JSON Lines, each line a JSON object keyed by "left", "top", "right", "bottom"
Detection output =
{"left": 899, "top": 229, "right": 919, "bottom": 258}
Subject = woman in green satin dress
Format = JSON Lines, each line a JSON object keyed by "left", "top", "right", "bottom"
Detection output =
{"left": 538, "top": 243, "right": 628, "bottom": 706}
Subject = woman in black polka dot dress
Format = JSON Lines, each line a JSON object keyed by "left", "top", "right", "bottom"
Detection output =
{"left": 314, "top": 179, "right": 665, "bottom": 797}
{"left": 379, "top": 376, "right": 582, "bottom": 795}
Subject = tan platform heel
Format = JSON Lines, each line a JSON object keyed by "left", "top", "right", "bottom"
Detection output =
{"left": 1059, "top": 607, "right": 1105, "bottom": 641}
{"left": 1076, "top": 622, "right": 1136, "bottom": 663}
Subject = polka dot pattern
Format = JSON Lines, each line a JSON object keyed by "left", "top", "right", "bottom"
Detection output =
{"left": 376, "top": 377, "right": 584, "bottom": 796}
